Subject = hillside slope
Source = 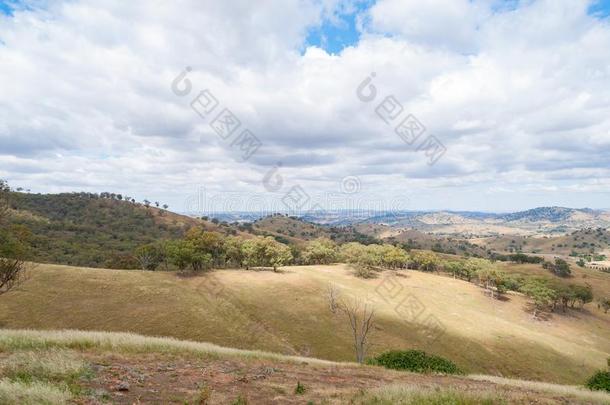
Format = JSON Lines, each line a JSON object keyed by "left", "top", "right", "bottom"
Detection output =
{"left": 1, "top": 263, "right": 608, "bottom": 384}
{"left": 6, "top": 192, "right": 231, "bottom": 267}
{"left": 2, "top": 329, "right": 609, "bottom": 404}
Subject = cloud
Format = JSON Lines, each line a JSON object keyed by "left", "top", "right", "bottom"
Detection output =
{"left": 0, "top": 0, "right": 609, "bottom": 211}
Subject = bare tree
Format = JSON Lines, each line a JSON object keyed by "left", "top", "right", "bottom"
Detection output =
{"left": 338, "top": 298, "right": 375, "bottom": 364}
{"left": 0, "top": 259, "right": 27, "bottom": 295}
{"left": 326, "top": 283, "right": 341, "bottom": 314}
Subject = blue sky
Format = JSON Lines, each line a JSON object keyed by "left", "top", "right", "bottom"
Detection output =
{"left": 302, "top": 0, "right": 610, "bottom": 54}
{"left": 589, "top": 0, "right": 610, "bottom": 17}
{"left": 0, "top": 1, "right": 13, "bottom": 16}
{"left": 305, "top": 1, "right": 375, "bottom": 54}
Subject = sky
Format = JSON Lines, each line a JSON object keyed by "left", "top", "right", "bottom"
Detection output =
{"left": 1, "top": 0, "right": 610, "bottom": 214}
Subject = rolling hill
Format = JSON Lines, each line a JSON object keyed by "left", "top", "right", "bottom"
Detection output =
{"left": 1, "top": 262, "right": 608, "bottom": 385}
{"left": 5, "top": 191, "right": 241, "bottom": 268}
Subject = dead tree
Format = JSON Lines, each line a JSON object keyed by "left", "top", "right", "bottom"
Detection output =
{"left": 326, "top": 283, "right": 341, "bottom": 314}
{"left": 338, "top": 298, "right": 375, "bottom": 364}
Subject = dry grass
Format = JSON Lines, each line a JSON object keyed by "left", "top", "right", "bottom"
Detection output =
{"left": 0, "top": 349, "right": 87, "bottom": 383}
{"left": 0, "top": 329, "right": 342, "bottom": 366}
{"left": 352, "top": 384, "right": 506, "bottom": 404}
{"left": 0, "top": 263, "right": 608, "bottom": 383}
{"left": 0, "top": 379, "right": 72, "bottom": 405}
{"left": 469, "top": 374, "right": 610, "bottom": 404}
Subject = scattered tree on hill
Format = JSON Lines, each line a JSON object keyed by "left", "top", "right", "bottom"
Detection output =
{"left": 242, "top": 236, "right": 293, "bottom": 272}
{"left": 134, "top": 244, "right": 164, "bottom": 271}
{"left": 543, "top": 258, "right": 572, "bottom": 277}
{"left": 185, "top": 229, "right": 224, "bottom": 267}
{"left": 302, "top": 238, "right": 337, "bottom": 265}
{"left": 520, "top": 280, "right": 558, "bottom": 319}
{"left": 379, "top": 244, "right": 410, "bottom": 269}
{"left": 410, "top": 251, "right": 439, "bottom": 272}
{"left": 223, "top": 236, "right": 245, "bottom": 268}
{"left": 163, "top": 204, "right": 169, "bottom": 210}
{"left": 165, "top": 240, "right": 212, "bottom": 272}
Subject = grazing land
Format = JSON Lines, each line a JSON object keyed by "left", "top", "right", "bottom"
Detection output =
{"left": 1, "top": 262, "right": 608, "bottom": 385}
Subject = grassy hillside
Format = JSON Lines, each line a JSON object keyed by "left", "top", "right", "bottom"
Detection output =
{"left": 1, "top": 263, "right": 609, "bottom": 385}
{"left": 252, "top": 214, "right": 380, "bottom": 245}
{"left": 5, "top": 192, "right": 233, "bottom": 268}
{"left": 472, "top": 229, "right": 610, "bottom": 256}
{"left": 2, "top": 330, "right": 608, "bottom": 404}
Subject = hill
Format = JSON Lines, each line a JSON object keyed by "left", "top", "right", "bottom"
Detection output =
{"left": 252, "top": 214, "right": 380, "bottom": 245}
{"left": 472, "top": 228, "right": 610, "bottom": 257}
{"left": 295, "top": 207, "right": 610, "bottom": 237}
{"left": 1, "top": 329, "right": 608, "bottom": 404}
{"left": 5, "top": 191, "right": 237, "bottom": 268}
{"left": 1, "top": 263, "right": 609, "bottom": 385}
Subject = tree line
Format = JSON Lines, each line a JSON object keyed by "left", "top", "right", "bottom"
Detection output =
{"left": 133, "top": 231, "right": 597, "bottom": 319}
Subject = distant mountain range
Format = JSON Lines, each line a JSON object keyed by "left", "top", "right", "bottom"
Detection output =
{"left": 204, "top": 207, "right": 610, "bottom": 236}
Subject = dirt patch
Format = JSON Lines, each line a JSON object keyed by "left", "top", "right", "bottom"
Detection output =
{"left": 75, "top": 352, "right": 596, "bottom": 404}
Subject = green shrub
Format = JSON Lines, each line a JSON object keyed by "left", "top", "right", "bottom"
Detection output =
{"left": 371, "top": 350, "right": 462, "bottom": 375}
{"left": 586, "top": 370, "right": 610, "bottom": 392}
{"left": 294, "top": 381, "right": 306, "bottom": 395}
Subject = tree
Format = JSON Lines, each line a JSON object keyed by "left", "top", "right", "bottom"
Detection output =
{"left": 134, "top": 244, "right": 163, "bottom": 271}
{"left": 223, "top": 236, "right": 245, "bottom": 268}
{"left": 165, "top": 240, "right": 212, "bottom": 272}
{"left": 338, "top": 298, "right": 375, "bottom": 364}
{"left": 302, "top": 238, "right": 337, "bottom": 265}
{"left": 163, "top": 204, "right": 169, "bottom": 210}
{"left": 185, "top": 229, "right": 224, "bottom": 266}
{"left": 326, "top": 283, "right": 341, "bottom": 314}
{"left": 521, "top": 280, "right": 557, "bottom": 319}
{"left": 379, "top": 245, "right": 410, "bottom": 269}
{"left": 474, "top": 262, "right": 504, "bottom": 299}
{"left": 0, "top": 180, "right": 28, "bottom": 295}
{"left": 241, "top": 236, "right": 293, "bottom": 271}
{"left": 410, "top": 251, "right": 440, "bottom": 272}
{"left": 543, "top": 258, "right": 571, "bottom": 277}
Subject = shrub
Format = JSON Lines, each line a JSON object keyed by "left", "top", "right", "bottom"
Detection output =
{"left": 294, "top": 381, "right": 306, "bottom": 395}
{"left": 586, "top": 370, "right": 610, "bottom": 392}
{"left": 371, "top": 350, "right": 462, "bottom": 375}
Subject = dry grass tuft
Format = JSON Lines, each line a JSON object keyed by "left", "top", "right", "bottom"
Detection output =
{"left": 469, "top": 374, "right": 610, "bottom": 404}
{"left": 0, "top": 379, "right": 72, "bottom": 405}
{"left": 352, "top": 384, "right": 506, "bottom": 404}
{"left": 0, "top": 349, "right": 87, "bottom": 383}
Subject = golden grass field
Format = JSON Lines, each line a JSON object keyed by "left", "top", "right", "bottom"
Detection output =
{"left": 1, "top": 263, "right": 609, "bottom": 385}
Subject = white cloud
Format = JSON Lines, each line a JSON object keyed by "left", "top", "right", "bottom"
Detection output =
{"left": 0, "top": 0, "right": 609, "bottom": 212}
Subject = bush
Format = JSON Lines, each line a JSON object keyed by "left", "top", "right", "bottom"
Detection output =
{"left": 371, "top": 350, "right": 462, "bottom": 375}
{"left": 586, "top": 370, "right": 610, "bottom": 392}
